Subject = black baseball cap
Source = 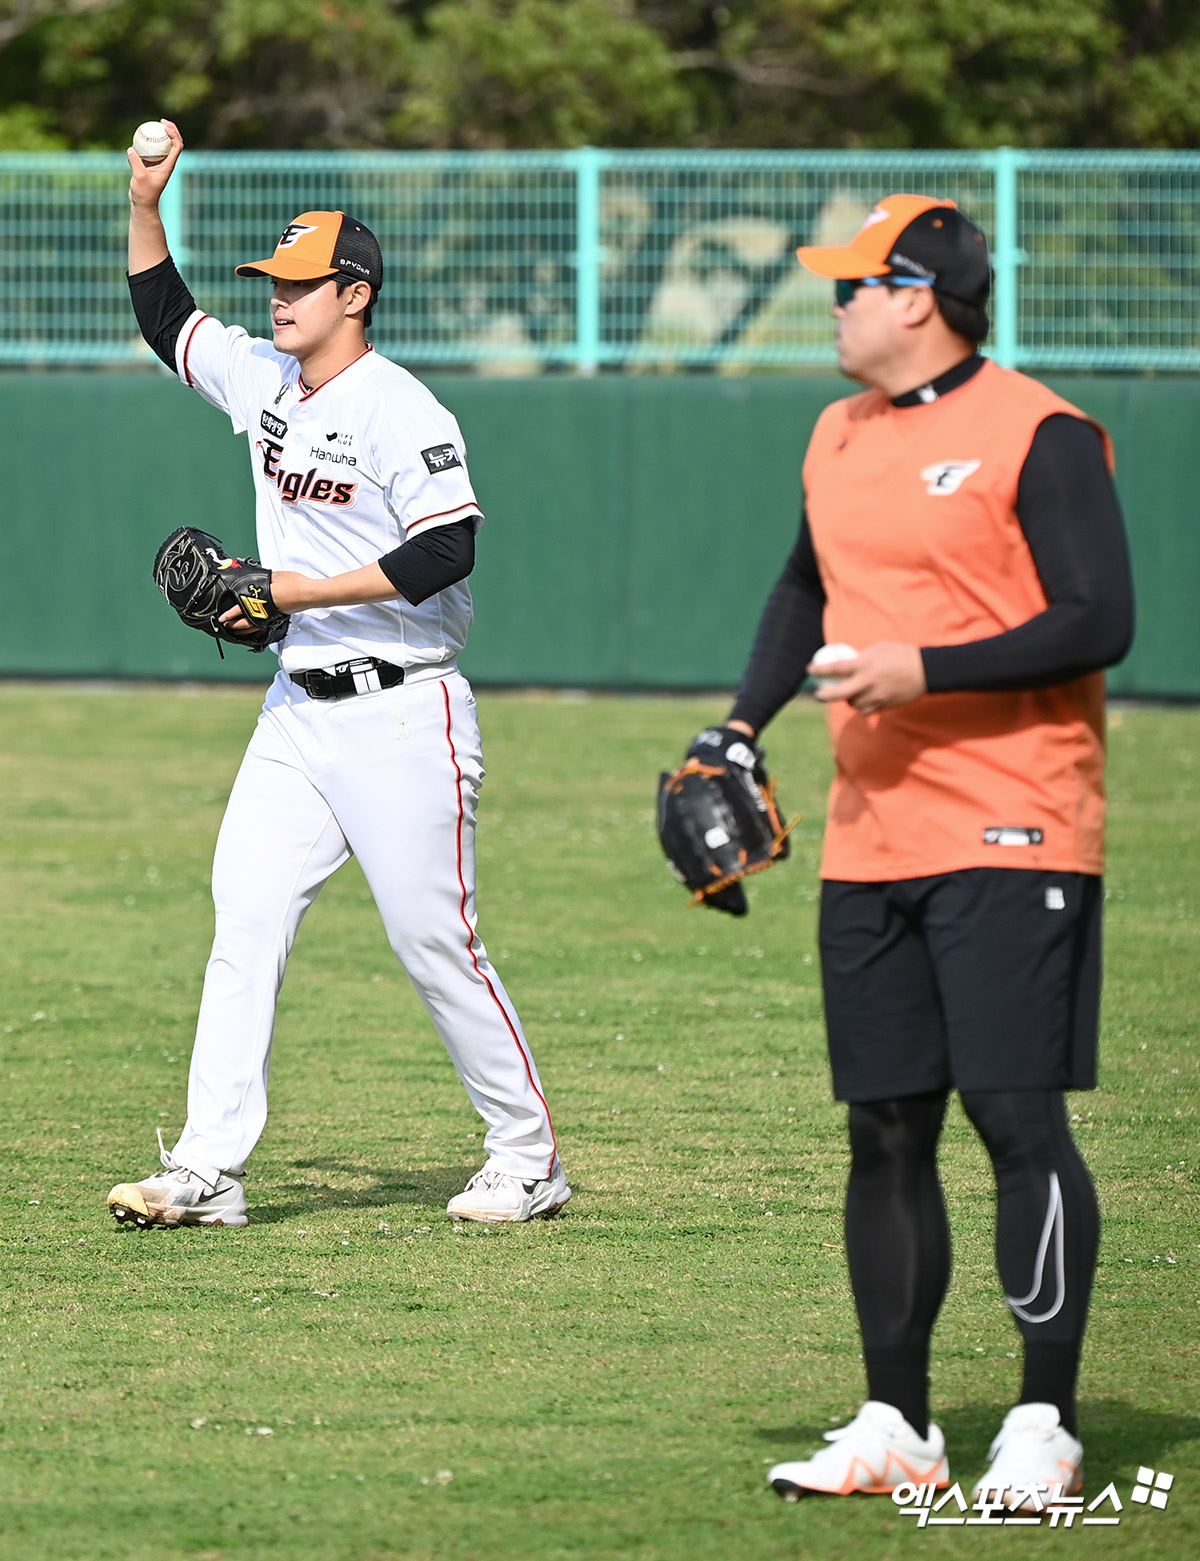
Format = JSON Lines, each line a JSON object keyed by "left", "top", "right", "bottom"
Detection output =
{"left": 236, "top": 210, "right": 384, "bottom": 291}
{"left": 796, "top": 193, "right": 990, "bottom": 308}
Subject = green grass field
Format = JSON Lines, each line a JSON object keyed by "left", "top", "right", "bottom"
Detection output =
{"left": 0, "top": 684, "right": 1195, "bottom": 1561}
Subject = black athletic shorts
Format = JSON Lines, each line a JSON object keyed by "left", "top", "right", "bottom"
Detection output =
{"left": 819, "top": 868, "right": 1102, "bottom": 1102}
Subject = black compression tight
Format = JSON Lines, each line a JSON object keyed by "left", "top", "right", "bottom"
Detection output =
{"left": 962, "top": 1090, "right": 1100, "bottom": 1437}
{"left": 845, "top": 1092, "right": 951, "bottom": 1439}
{"left": 845, "top": 1089, "right": 1099, "bottom": 1439}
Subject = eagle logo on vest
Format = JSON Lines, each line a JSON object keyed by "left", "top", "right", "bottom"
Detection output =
{"left": 920, "top": 459, "right": 981, "bottom": 496}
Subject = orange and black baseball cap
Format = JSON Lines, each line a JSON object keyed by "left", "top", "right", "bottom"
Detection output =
{"left": 796, "top": 193, "right": 989, "bottom": 307}
{"left": 235, "top": 211, "right": 383, "bottom": 290}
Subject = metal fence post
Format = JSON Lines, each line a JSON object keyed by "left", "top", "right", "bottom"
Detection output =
{"left": 158, "top": 161, "right": 189, "bottom": 269}
{"left": 575, "top": 146, "right": 601, "bottom": 375}
{"left": 991, "top": 146, "right": 1018, "bottom": 369}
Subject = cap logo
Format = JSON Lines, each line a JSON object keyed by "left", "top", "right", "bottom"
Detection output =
{"left": 861, "top": 205, "right": 891, "bottom": 229}
{"left": 277, "top": 222, "right": 319, "bottom": 250}
{"left": 337, "top": 256, "right": 370, "bottom": 276}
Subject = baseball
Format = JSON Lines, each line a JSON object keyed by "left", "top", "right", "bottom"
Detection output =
{"left": 131, "top": 120, "right": 171, "bottom": 165}
{"left": 810, "top": 642, "right": 858, "bottom": 690}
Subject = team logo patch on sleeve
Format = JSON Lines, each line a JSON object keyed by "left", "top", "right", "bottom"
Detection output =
{"left": 260, "top": 410, "right": 288, "bottom": 438}
{"left": 421, "top": 443, "right": 462, "bottom": 474}
{"left": 921, "top": 459, "right": 981, "bottom": 495}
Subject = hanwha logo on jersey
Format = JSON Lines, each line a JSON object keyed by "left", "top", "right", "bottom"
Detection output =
{"left": 276, "top": 222, "right": 319, "bottom": 250}
{"left": 920, "top": 459, "right": 981, "bottom": 496}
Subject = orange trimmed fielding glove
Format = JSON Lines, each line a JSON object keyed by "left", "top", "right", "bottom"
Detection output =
{"left": 657, "top": 726, "right": 797, "bottom": 916}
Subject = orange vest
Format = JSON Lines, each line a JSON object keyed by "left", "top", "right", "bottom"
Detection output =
{"left": 804, "top": 360, "right": 1110, "bottom": 882}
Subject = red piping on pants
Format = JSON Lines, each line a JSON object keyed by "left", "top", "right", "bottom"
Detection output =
{"left": 441, "top": 679, "right": 558, "bottom": 1178}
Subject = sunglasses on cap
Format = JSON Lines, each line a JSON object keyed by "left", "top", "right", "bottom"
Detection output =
{"left": 834, "top": 275, "right": 934, "bottom": 307}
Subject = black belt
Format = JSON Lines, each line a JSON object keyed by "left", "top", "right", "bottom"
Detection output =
{"left": 290, "top": 657, "right": 405, "bottom": 700}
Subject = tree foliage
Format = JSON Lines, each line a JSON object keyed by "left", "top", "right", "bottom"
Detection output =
{"left": 644, "top": 0, "right": 1200, "bottom": 148}
{"left": 0, "top": 0, "right": 1197, "bottom": 150}
{"left": 399, "top": 0, "right": 691, "bottom": 148}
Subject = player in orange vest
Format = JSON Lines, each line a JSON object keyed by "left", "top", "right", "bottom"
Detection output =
{"left": 722, "top": 196, "right": 1133, "bottom": 1505}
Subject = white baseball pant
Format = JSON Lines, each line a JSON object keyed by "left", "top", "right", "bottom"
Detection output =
{"left": 171, "top": 667, "right": 559, "bottom": 1185}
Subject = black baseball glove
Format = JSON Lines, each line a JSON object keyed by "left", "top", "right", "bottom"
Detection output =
{"left": 657, "top": 726, "right": 797, "bottom": 916}
{"left": 153, "top": 526, "right": 289, "bottom": 655}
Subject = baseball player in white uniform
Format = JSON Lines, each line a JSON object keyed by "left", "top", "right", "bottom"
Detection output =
{"left": 108, "top": 122, "right": 569, "bottom": 1228}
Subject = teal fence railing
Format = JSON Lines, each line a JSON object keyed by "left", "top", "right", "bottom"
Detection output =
{"left": 3, "top": 148, "right": 1200, "bottom": 372}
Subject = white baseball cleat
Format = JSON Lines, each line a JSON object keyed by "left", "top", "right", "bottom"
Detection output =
{"left": 107, "top": 1132, "right": 248, "bottom": 1229}
{"left": 974, "top": 1403, "right": 1083, "bottom": 1508}
{"left": 769, "top": 1401, "right": 950, "bottom": 1499}
{"left": 446, "top": 1160, "right": 571, "bottom": 1223}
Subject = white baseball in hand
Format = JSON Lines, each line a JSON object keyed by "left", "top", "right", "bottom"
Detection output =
{"left": 811, "top": 642, "right": 858, "bottom": 691}
{"left": 132, "top": 120, "right": 171, "bottom": 165}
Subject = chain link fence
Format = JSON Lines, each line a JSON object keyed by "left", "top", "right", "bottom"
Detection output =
{"left": 2, "top": 148, "right": 1199, "bottom": 371}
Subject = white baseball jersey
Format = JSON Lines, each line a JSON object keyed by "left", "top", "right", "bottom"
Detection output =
{"left": 175, "top": 312, "right": 483, "bottom": 673}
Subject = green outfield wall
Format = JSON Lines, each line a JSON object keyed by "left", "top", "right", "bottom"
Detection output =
{"left": 2, "top": 372, "right": 1197, "bottom": 696}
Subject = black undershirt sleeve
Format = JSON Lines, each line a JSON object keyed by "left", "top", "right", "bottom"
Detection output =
{"left": 127, "top": 255, "right": 197, "bottom": 371}
{"left": 377, "top": 519, "right": 476, "bottom": 605}
{"left": 727, "top": 515, "right": 826, "bottom": 732}
{"left": 921, "top": 414, "right": 1134, "bottom": 692}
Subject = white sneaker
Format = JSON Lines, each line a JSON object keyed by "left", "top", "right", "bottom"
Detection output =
{"left": 108, "top": 1132, "right": 248, "bottom": 1229}
{"left": 446, "top": 1161, "right": 571, "bottom": 1223}
{"left": 974, "top": 1403, "right": 1083, "bottom": 1508}
{"left": 769, "top": 1401, "right": 950, "bottom": 1499}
